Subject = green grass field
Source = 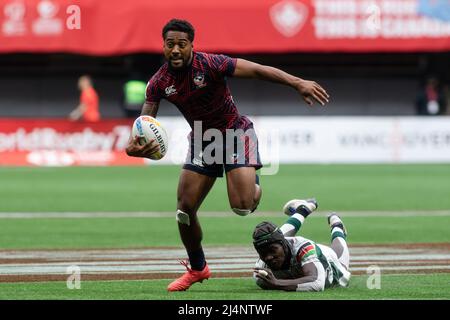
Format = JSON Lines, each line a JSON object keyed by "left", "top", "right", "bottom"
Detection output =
{"left": 1, "top": 164, "right": 450, "bottom": 212}
{"left": 0, "top": 275, "right": 448, "bottom": 300}
{"left": 0, "top": 164, "right": 449, "bottom": 300}
{"left": 0, "top": 215, "right": 448, "bottom": 249}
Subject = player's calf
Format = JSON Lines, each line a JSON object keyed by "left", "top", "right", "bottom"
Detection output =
{"left": 328, "top": 213, "right": 350, "bottom": 270}
{"left": 328, "top": 213, "right": 347, "bottom": 239}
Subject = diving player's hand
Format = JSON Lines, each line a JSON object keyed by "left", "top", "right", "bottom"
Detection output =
{"left": 254, "top": 268, "right": 278, "bottom": 289}
{"left": 125, "top": 136, "right": 160, "bottom": 159}
{"left": 295, "top": 79, "right": 330, "bottom": 106}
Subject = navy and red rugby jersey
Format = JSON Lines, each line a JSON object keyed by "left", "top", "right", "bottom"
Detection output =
{"left": 145, "top": 52, "right": 252, "bottom": 132}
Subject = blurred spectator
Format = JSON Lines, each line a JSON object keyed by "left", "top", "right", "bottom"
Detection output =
{"left": 69, "top": 75, "right": 100, "bottom": 122}
{"left": 415, "top": 77, "right": 448, "bottom": 116}
{"left": 445, "top": 85, "right": 450, "bottom": 116}
{"left": 121, "top": 73, "right": 147, "bottom": 118}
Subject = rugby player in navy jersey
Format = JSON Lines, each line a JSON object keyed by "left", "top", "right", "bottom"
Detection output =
{"left": 126, "top": 19, "right": 330, "bottom": 291}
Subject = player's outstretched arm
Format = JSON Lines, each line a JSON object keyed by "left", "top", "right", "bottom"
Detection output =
{"left": 233, "top": 58, "right": 329, "bottom": 107}
{"left": 125, "top": 102, "right": 161, "bottom": 158}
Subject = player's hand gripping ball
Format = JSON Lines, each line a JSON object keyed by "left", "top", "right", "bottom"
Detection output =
{"left": 132, "top": 116, "right": 168, "bottom": 160}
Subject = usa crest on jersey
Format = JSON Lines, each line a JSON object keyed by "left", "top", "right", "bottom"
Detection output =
{"left": 193, "top": 73, "right": 206, "bottom": 88}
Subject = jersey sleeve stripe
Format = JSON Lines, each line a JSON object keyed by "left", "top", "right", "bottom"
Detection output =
{"left": 298, "top": 244, "right": 316, "bottom": 260}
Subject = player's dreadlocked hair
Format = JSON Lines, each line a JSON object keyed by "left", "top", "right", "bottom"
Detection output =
{"left": 162, "top": 19, "right": 195, "bottom": 42}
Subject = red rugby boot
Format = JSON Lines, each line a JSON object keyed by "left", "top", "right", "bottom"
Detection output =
{"left": 167, "top": 260, "right": 211, "bottom": 292}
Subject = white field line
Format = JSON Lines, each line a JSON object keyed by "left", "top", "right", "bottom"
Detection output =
{"left": 0, "top": 264, "right": 255, "bottom": 275}
{"left": 1, "top": 253, "right": 448, "bottom": 268}
{"left": 351, "top": 254, "right": 450, "bottom": 261}
{"left": 0, "top": 260, "right": 443, "bottom": 269}
{"left": 0, "top": 257, "right": 447, "bottom": 268}
{"left": 0, "top": 247, "right": 447, "bottom": 260}
{"left": 0, "top": 263, "right": 449, "bottom": 276}
{"left": 349, "top": 265, "right": 450, "bottom": 272}
{"left": 0, "top": 211, "right": 449, "bottom": 219}
{"left": 0, "top": 247, "right": 448, "bottom": 260}
{"left": 0, "top": 246, "right": 448, "bottom": 276}
{"left": 1, "top": 254, "right": 448, "bottom": 264}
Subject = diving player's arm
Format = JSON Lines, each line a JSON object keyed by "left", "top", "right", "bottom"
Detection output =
{"left": 254, "top": 261, "right": 326, "bottom": 292}
{"left": 125, "top": 101, "right": 161, "bottom": 158}
{"left": 233, "top": 58, "right": 329, "bottom": 107}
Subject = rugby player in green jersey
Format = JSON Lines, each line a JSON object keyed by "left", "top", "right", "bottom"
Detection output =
{"left": 253, "top": 199, "right": 351, "bottom": 292}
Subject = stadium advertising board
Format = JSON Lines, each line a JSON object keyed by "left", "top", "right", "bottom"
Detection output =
{"left": 0, "top": 119, "right": 145, "bottom": 166}
{"left": 1, "top": 117, "right": 450, "bottom": 166}
{"left": 253, "top": 117, "right": 450, "bottom": 164}
{"left": 0, "top": 0, "right": 449, "bottom": 54}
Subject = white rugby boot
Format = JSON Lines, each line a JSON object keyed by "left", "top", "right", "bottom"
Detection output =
{"left": 283, "top": 198, "right": 318, "bottom": 217}
{"left": 327, "top": 212, "right": 348, "bottom": 237}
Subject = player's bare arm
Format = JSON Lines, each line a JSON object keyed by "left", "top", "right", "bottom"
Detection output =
{"left": 69, "top": 103, "right": 86, "bottom": 120}
{"left": 233, "top": 58, "right": 329, "bottom": 106}
{"left": 125, "top": 101, "right": 160, "bottom": 158}
{"left": 140, "top": 101, "right": 159, "bottom": 118}
{"left": 254, "top": 262, "right": 321, "bottom": 291}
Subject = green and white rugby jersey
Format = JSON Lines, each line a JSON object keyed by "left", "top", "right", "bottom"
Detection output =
{"left": 254, "top": 236, "right": 350, "bottom": 289}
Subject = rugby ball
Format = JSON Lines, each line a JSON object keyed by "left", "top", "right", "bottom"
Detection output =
{"left": 131, "top": 116, "right": 168, "bottom": 160}
{"left": 257, "top": 270, "right": 268, "bottom": 277}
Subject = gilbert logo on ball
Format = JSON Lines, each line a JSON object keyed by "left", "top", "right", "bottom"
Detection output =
{"left": 132, "top": 116, "right": 169, "bottom": 160}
